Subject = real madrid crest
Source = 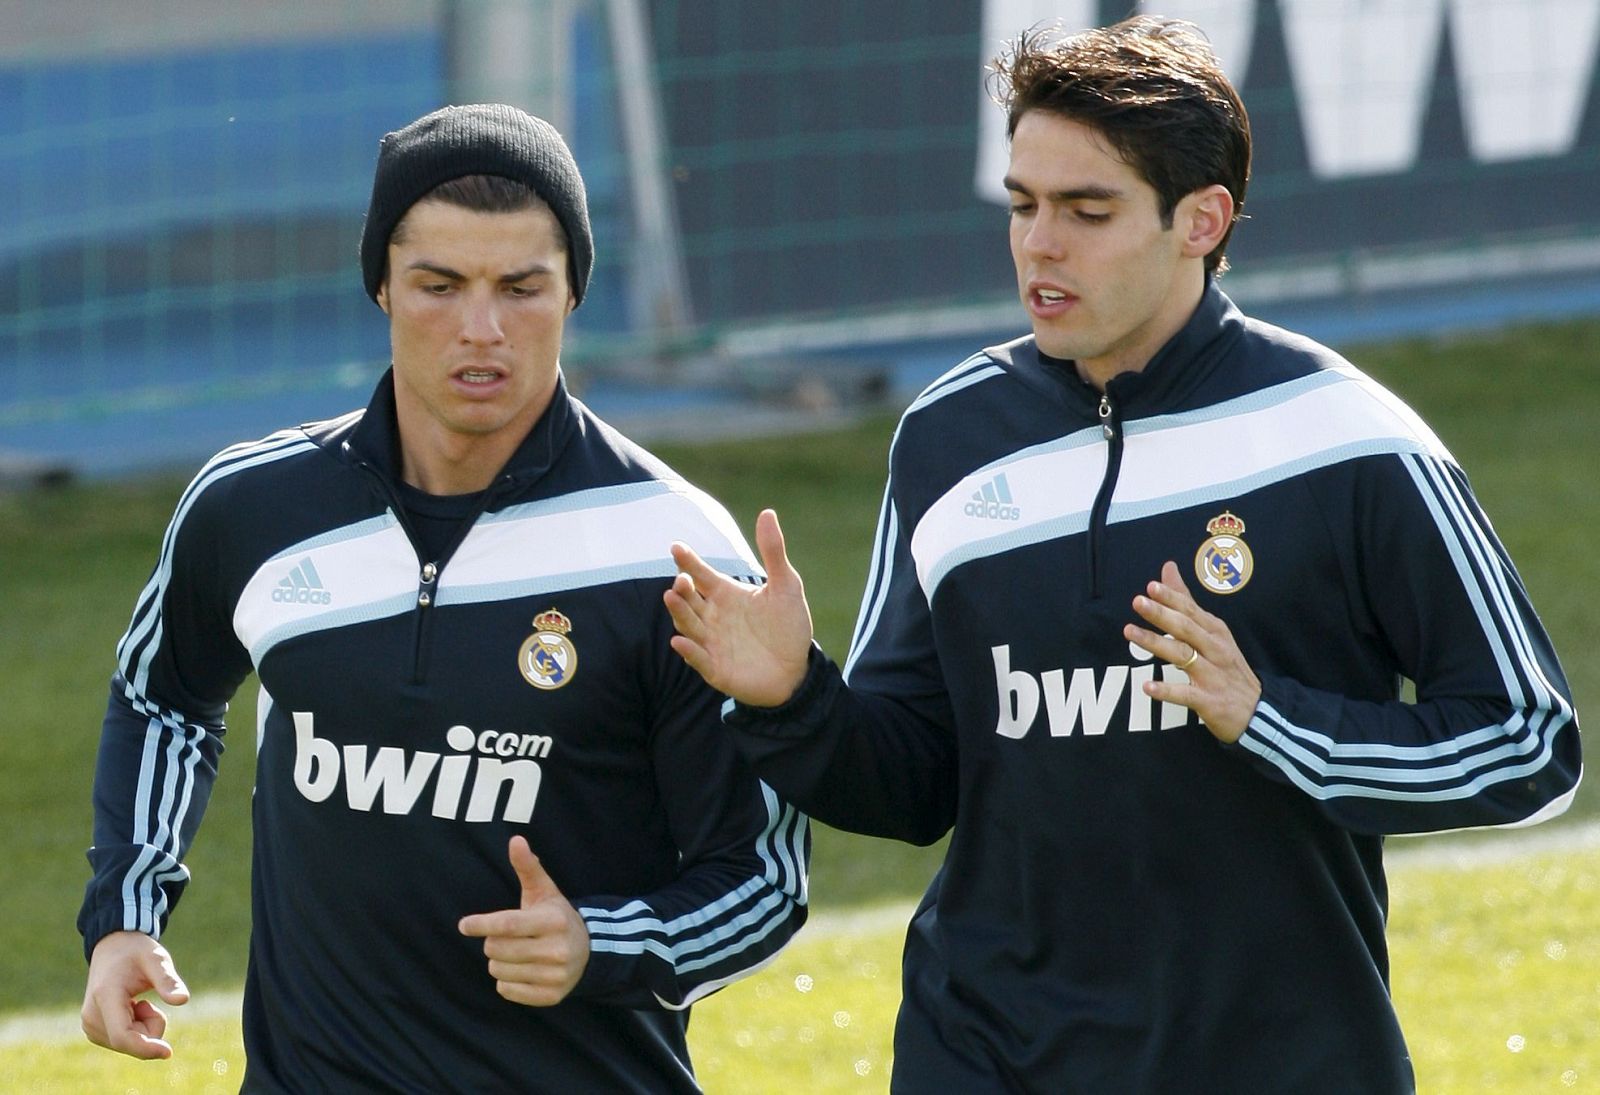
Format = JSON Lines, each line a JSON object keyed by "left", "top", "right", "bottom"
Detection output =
{"left": 1194, "top": 511, "right": 1254, "bottom": 595}
{"left": 519, "top": 609, "right": 578, "bottom": 690}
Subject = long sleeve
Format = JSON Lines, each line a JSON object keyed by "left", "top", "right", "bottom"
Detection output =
{"left": 77, "top": 452, "right": 257, "bottom": 958}
{"left": 1235, "top": 451, "right": 1581, "bottom": 834}
{"left": 568, "top": 596, "right": 810, "bottom": 1010}
{"left": 724, "top": 480, "right": 960, "bottom": 845}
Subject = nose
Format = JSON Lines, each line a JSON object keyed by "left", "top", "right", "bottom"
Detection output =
{"left": 1021, "top": 209, "right": 1066, "bottom": 262}
{"left": 459, "top": 288, "right": 505, "bottom": 345}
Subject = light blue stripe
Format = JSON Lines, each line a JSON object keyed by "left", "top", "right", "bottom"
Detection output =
{"left": 121, "top": 716, "right": 164, "bottom": 931}
{"left": 248, "top": 592, "right": 418, "bottom": 665}
{"left": 481, "top": 479, "right": 676, "bottom": 525}
{"left": 262, "top": 513, "right": 397, "bottom": 566}
{"left": 754, "top": 783, "right": 782, "bottom": 887}
{"left": 435, "top": 555, "right": 755, "bottom": 610}
{"left": 783, "top": 805, "right": 810, "bottom": 907}
{"left": 903, "top": 355, "right": 1000, "bottom": 417}
{"left": 118, "top": 430, "right": 311, "bottom": 675}
{"left": 1248, "top": 704, "right": 1546, "bottom": 784}
{"left": 1106, "top": 437, "right": 1434, "bottom": 527}
{"left": 1401, "top": 455, "right": 1528, "bottom": 709}
{"left": 671, "top": 904, "right": 797, "bottom": 976}
{"left": 944, "top": 423, "right": 1105, "bottom": 494}
{"left": 140, "top": 718, "right": 193, "bottom": 924}
{"left": 578, "top": 782, "right": 805, "bottom": 989}
{"left": 584, "top": 899, "right": 652, "bottom": 922}
{"left": 149, "top": 862, "right": 192, "bottom": 932}
{"left": 583, "top": 785, "right": 793, "bottom": 939}
{"left": 771, "top": 804, "right": 800, "bottom": 901}
{"left": 1254, "top": 698, "right": 1526, "bottom": 761}
{"left": 1121, "top": 368, "right": 1347, "bottom": 437}
{"left": 923, "top": 511, "right": 1093, "bottom": 602}
{"left": 587, "top": 890, "right": 790, "bottom": 965}
{"left": 1238, "top": 725, "right": 1564, "bottom": 805}
{"left": 844, "top": 490, "right": 896, "bottom": 681}
{"left": 582, "top": 877, "right": 767, "bottom": 939}
{"left": 115, "top": 429, "right": 309, "bottom": 670}
{"left": 122, "top": 435, "right": 317, "bottom": 698}
{"left": 1413, "top": 454, "right": 1569, "bottom": 720}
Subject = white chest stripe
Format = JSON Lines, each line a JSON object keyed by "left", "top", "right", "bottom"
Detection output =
{"left": 909, "top": 369, "right": 1453, "bottom": 601}
{"left": 234, "top": 481, "right": 759, "bottom": 663}
{"left": 440, "top": 481, "right": 759, "bottom": 607}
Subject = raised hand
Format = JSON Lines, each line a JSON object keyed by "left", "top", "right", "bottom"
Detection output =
{"left": 458, "top": 836, "right": 590, "bottom": 1006}
{"left": 1124, "top": 560, "right": 1262, "bottom": 743}
{"left": 665, "top": 508, "right": 814, "bottom": 707}
{"left": 81, "top": 930, "right": 191, "bottom": 1059}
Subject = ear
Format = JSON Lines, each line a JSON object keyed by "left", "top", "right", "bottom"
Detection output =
{"left": 1177, "top": 184, "right": 1234, "bottom": 261}
{"left": 376, "top": 278, "right": 391, "bottom": 316}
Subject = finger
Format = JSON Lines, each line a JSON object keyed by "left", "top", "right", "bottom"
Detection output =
{"left": 1160, "top": 560, "right": 1193, "bottom": 599}
{"left": 146, "top": 950, "right": 190, "bottom": 1006}
{"left": 667, "top": 570, "right": 706, "bottom": 612}
{"left": 1130, "top": 591, "right": 1192, "bottom": 641}
{"left": 662, "top": 585, "right": 708, "bottom": 643}
{"left": 1145, "top": 565, "right": 1204, "bottom": 621}
{"left": 508, "top": 836, "right": 563, "bottom": 908}
{"left": 754, "top": 510, "right": 800, "bottom": 591}
{"left": 483, "top": 933, "right": 566, "bottom": 964}
{"left": 487, "top": 954, "right": 573, "bottom": 982}
{"left": 666, "top": 633, "right": 711, "bottom": 676}
{"left": 669, "top": 539, "right": 724, "bottom": 590}
{"left": 102, "top": 999, "right": 174, "bottom": 1059}
{"left": 459, "top": 909, "right": 530, "bottom": 938}
{"left": 495, "top": 979, "right": 566, "bottom": 1008}
{"left": 131, "top": 999, "right": 169, "bottom": 1041}
{"left": 1122, "top": 623, "right": 1195, "bottom": 667}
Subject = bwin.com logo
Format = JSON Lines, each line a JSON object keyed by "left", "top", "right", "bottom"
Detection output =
{"left": 964, "top": 473, "right": 1021, "bottom": 521}
{"left": 273, "top": 557, "right": 333, "bottom": 605}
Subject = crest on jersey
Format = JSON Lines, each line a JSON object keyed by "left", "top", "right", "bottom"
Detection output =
{"left": 518, "top": 609, "right": 578, "bottom": 690}
{"left": 1194, "top": 511, "right": 1254, "bottom": 595}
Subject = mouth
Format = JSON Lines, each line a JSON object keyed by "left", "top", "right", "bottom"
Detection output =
{"left": 1027, "top": 283, "right": 1078, "bottom": 315}
{"left": 451, "top": 365, "right": 508, "bottom": 389}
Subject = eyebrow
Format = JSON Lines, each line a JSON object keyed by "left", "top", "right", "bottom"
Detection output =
{"left": 405, "top": 261, "right": 557, "bottom": 283}
{"left": 1002, "top": 178, "right": 1124, "bottom": 203}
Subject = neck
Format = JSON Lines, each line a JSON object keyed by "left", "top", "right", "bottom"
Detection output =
{"left": 397, "top": 407, "right": 542, "bottom": 494}
{"left": 1075, "top": 265, "right": 1207, "bottom": 391}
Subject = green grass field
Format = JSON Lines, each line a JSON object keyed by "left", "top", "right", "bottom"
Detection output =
{"left": 1, "top": 316, "right": 1595, "bottom": 1090}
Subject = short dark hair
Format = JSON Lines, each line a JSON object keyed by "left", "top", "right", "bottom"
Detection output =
{"left": 989, "top": 17, "right": 1251, "bottom": 274}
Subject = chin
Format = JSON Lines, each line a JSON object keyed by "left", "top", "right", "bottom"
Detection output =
{"left": 1033, "top": 333, "right": 1089, "bottom": 361}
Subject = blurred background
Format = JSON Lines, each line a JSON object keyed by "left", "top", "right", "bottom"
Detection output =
{"left": 3, "top": 4, "right": 1597, "bottom": 1088}
{"left": 3, "top": 0, "right": 1597, "bottom": 480}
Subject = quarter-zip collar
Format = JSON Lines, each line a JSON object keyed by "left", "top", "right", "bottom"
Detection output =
{"left": 991, "top": 278, "right": 1247, "bottom": 421}
{"left": 314, "top": 366, "right": 579, "bottom": 496}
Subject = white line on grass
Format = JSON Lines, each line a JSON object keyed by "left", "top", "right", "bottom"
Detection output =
{"left": 9, "top": 819, "right": 1596, "bottom": 1048}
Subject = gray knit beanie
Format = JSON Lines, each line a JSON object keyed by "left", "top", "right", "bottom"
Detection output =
{"left": 360, "top": 103, "right": 593, "bottom": 307}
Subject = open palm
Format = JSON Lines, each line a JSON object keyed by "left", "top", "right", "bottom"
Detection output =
{"left": 665, "top": 509, "right": 814, "bottom": 707}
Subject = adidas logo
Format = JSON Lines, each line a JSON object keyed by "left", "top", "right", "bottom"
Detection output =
{"left": 963, "top": 473, "right": 1021, "bottom": 521}
{"left": 272, "top": 557, "right": 333, "bottom": 605}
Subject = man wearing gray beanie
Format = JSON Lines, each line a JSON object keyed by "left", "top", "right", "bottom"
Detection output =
{"left": 79, "top": 104, "right": 809, "bottom": 1093}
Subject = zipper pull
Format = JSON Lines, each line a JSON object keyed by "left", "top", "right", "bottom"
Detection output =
{"left": 418, "top": 560, "right": 438, "bottom": 608}
{"left": 1099, "top": 393, "right": 1114, "bottom": 440}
